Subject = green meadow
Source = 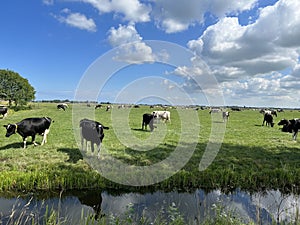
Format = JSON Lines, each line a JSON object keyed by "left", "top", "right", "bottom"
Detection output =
{"left": 0, "top": 103, "right": 299, "bottom": 193}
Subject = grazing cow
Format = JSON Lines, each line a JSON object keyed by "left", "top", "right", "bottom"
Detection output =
{"left": 278, "top": 118, "right": 300, "bottom": 140}
{"left": 142, "top": 113, "right": 156, "bottom": 132}
{"left": 231, "top": 107, "right": 241, "bottom": 111}
{"left": 222, "top": 111, "right": 230, "bottom": 122}
{"left": 260, "top": 109, "right": 277, "bottom": 117}
{"left": 153, "top": 111, "right": 171, "bottom": 122}
{"left": 262, "top": 113, "right": 274, "bottom": 127}
{"left": 209, "top": 108, "right": 222, "bottom": 114}
{"left": 106, "top": 105, "right": 111, "bottom": 111}
{"left": 3, "top": 117, "right": 53, "bottom": 148}
{"left": 0, "top": 107, "right": 8, "bottom": 118}
{"left": 278, "top": 119, "right": 293, "bottom": 132}
{"left": 80, "top": 118, "right": 109, "bottom": 158}
{"left": 57, "top": 103, "right": 68, "bottom": 111}
{"left": 95, "top": 104, "right": 102, "bottom": 109}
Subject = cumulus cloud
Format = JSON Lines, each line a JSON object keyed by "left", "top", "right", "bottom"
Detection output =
{"left": 81, "top": 0, "right": 151, "bottom": 23}
{"left": 54, "top": 9, "right": 97, "bottom": 32}
{"left": 107, "top": 24, "right": 156, "bottom": 63}
{"left": 152, "top": 0, "right": 258, "bottom": 33}
{"left": 179, "top": 0, "right": 300, "bottom": 106}
{"left": 108, "top": 24, "right": 142, "bottom": 47}
{"left": 188, "top": 0, "right": 300, "bottom": 74}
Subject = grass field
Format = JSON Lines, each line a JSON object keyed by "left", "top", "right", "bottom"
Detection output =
{"left": 0, "top": 103, "right": 299, "bottom": 193}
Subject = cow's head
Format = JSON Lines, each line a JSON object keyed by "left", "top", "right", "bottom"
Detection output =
{"left": 3, "top": 124, "right": 17, "bottom": 137}
{"left": 278, "top": 119, "right": 289, "bottom": 126}
{"left": 96, "top": 124, "right": 105, "bottom": 141}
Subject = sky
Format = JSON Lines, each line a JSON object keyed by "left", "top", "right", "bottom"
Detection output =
{"left": 1, "top": 0, "right": 300, "bottom": 108}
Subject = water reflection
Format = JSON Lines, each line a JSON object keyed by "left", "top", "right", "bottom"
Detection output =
{"left": 0, "top": 189, "right": 299, "bottom": 224}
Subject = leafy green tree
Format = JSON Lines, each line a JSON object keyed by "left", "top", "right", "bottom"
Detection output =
{"left": 0, "top": 69, "right": 35, "bottom": 106}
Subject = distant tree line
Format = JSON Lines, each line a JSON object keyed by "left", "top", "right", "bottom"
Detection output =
{"left": 0, "top": 69, "right": 35, "bottom": 107}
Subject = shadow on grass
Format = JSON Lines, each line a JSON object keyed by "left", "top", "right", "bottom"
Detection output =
{"left": 57, "top": 148, "right": 83, "bottom": 163}
{"left": 0, "top": 141, "right": 38, "bottom": 150}
{"left": 131, "top": 128, "right": 151, "bottom": 132}
{"left": 0, "top": 142, "right": 23, "bottom": 150}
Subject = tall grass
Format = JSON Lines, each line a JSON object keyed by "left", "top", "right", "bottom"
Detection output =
{"left": 3, "top": 195, "right": 299, "bottom": 225}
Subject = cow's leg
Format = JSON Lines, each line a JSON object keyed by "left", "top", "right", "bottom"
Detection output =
{"left": 23, "top": 137, "right": 27, "bottom": 148}
{"left": 32, "top": 135, "right": 38, "bottom": 146}
{"left": 91, "top": 142, "right": 95, "bottom": 155}
{"left": 97, "top": 143, "right": 101, "bottom": 159}
{"left": 293, "top": 129, "right": 298, "bottom": 140}
{"left": 81, "top": 137, "right": 84, "bottom": 150}
{"left": 41, "top": 129, "right": 49, "bottom": 145}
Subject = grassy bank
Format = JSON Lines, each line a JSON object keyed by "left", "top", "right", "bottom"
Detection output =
{"left": 0, "top": 103, "right": 299, "bottom": 192}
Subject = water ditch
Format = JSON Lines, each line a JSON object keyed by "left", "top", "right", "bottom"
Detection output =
{"left": 0, "top": 188, "right": 299, "bottom": 224}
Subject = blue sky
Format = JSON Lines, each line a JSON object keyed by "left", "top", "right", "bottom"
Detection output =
{"left": 1, "top": 0, "right": 300, "bottom": 107}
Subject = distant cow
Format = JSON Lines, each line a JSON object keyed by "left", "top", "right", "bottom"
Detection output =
{"left": 222, "top": 111, "right": 230, "bottom": 122}
{"left": 4, "top": 117, "right": 53, "bottom": 148}
{"left": 0, "top": 107, "right": 8, "bottom": 118}
{"left": 142, "top": 113, "right": 156, "bottom": 132}
{"left": 260, "top": 109, "right": 277, "bottom": 117}
{"left": 57, "top": 103, "right": 68, "bottom": 111}
{"left": 231, "top": 107, "right": 241, "bottom": 111}
{"left": 278, "top": 118, "right": 300, "bottom": 140}
{"left": 262, "top": 113, "right": 274, "bottom": 127}
{"left": 80, "top": 118, "right": 109, "bottom": 158}
{"left": 209, "top": 108, "right": 222, "bottom": 113}
{"left": 153, "top": 111, "right": 170, "bottom": 122}
{"left": 95, "top": 104, "right": 102, "bottom": 109}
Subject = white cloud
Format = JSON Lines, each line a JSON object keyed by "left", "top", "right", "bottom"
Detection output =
{"left": 43, "top": 0, "right": 54, "bottom": 5}
{"left": 107, "top": 24, "right": 169, "bottom": 64}
{"left": 108, "top": 24, "right": 142, "bottom": 47}
{"left": 152, "top": 0, "right": 258, "bottom": 33}
{"left": 180, "top": 0, "right": 300, "bottom": 106}
{"left": 291, "top": 63, "right": 300, "bottom": 78}
{"left": 55, "top": 9, "right": 97, "bottom": 32}
{"left": 81, "top": 0, "right": 151, "bottom": 23}
{"left": 112, "top": 41, "right": 155, "bottom": 64}
{"left": 190, "top": 0, "right": 300, "bottom": 73}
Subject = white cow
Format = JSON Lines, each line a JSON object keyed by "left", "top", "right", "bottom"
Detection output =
{"left": 153, "top": 111, "right": 171, "bottom": 122}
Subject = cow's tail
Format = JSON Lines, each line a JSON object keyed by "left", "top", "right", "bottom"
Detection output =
{"left": 103, "top": 126, "right": 109, "bottom": 130}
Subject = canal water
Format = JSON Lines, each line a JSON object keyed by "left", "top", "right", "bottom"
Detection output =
{"left": 0, "top": 189, "right": 299, "bottom": 224}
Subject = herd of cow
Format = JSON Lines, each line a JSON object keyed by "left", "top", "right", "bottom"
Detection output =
{"left": 1, "top": 105, "right": 299, "bottom": 158}
{"left": 0, "top": 105, "right": 172, "bottom": 158}
{"left": 260, "top": 109, "right": 300, "bottom": 140}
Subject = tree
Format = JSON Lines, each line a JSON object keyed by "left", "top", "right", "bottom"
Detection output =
{"left": 0, "top": 69, "right": 35, "bottom": 106}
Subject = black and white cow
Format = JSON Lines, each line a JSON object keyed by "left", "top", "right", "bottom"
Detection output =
{"left": 260, "top": 109, "right": 277, "bottom": 117}
{"left": 3, "top": 117, "right": 53, "bottom": 148}
{"left": 209, "top": 108, "right": 222, "bottom": 114}
{"left": 57, "top": 103, "right": 68, "bottom": 111}
{"left": 153, "top": 111, "right": 170, "bottom": 122}
{"left": 278, "top": 118, "right": 300, "bottom": 140}
{"left": 95, "top": 104, "right": 102, "bottom": 109}
{"left": 222, "top": 111, "right": 230, "bottom": 122}
{"left": 142, "top": 113, "right": 156, "bottom": 132}
{"left": 262, "top": 113, "right": 274, "bottom": 127}
{"left": 79, "top": 118, "right": 109, "bottom": 158}
{"left": 0, "top": 107, "right": 8, "bottom": 118}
